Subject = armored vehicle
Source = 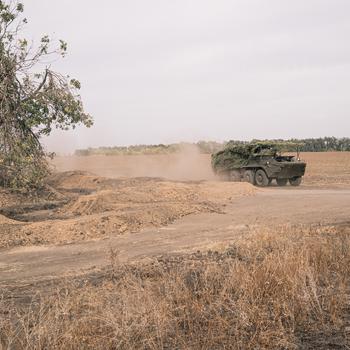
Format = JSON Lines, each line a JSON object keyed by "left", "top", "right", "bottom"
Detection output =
{"left": 211, "top": 142, "right": 306, "bottom": 187}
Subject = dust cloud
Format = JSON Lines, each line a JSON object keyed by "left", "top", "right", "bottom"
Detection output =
{"left": 51, "top": 144, "right": 216, "bottom": 181}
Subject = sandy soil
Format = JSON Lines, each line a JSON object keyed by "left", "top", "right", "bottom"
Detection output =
{"left": 0, "top": 152, "right": 350, "bottom": 289}
{"left": 300, "top": 152, "right": 350, "bottom": 187}
{"left": 52, "top": 151, "right": 350, "bottom": 186}
{"left": 0, "top": 171, "right": 256, "bottom": 248}
{"left": 1, "top": 187, "right": 349, "bottom": 288}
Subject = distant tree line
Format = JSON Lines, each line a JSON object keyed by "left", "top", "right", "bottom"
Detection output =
{"left": 75, "top": 143, "right": 187, "bottom": 156}
{"left": 75, "top": 137, "right": 350, "bottom": 156}
{"left": 253, "top": 137, "right": 350, "bottom": 152}
{"left": 75, "top": 142, "right": 224, "bottom": 156}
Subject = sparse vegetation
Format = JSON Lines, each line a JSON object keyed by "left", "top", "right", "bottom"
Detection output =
{"left": 1, "top": 226, "right": 349, "bottom": 349}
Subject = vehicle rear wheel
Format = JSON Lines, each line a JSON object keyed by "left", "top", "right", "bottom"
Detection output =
{"left": 289, "top": 176, "right": 302, "bottom": 186}
{"left": 276, "top": 178, "right": 288, "bottom": 186}
{"left": 255, "top": 169, "right": 269, "bottom": 187}
{"left": 218, "top": 172, "right": 229, "bottom": 181}
{"left": 243, "top": 170, "right": 255, "bottom": 184}
{"left": 229, "top": 170, "right": 241, "bottom": 182}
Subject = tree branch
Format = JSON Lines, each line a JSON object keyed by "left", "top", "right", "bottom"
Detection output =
{"left": 21, "top": 68, "right": 48, "bottom": 103}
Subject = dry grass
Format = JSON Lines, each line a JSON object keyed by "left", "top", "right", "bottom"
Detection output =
{"left": 1, "top": 226, "right": 350, "bottom": 349}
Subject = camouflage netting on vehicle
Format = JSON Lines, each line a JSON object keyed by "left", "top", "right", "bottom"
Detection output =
{"left": 211, "top": 147, "right": 248, "bottom": 173}
{"left": 211, "top": 143, "right": 278, "bottom": 173}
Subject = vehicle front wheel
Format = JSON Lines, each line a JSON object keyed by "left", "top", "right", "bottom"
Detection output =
{"left": 243, "top": 170, "right": 255, "bottom": 184}
{"left": 289, "top": 176, "right": 302, "bottom": 186}
{"left": 255, "top": 169, "right": 269, "bottom": 187}
{"left": 276, "top": 178, "right": 288, "bottom": 186}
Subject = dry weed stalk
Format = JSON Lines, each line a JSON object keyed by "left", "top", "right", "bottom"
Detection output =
{"left": 1, "top": 226, "right": 349, "bottom": 349}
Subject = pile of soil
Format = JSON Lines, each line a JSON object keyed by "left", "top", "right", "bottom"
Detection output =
{"left": 0, "top": 171, "right": 256, "bottom": 248}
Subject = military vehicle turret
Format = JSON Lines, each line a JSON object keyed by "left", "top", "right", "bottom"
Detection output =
{"left": 211, "top": 142, "right": 306, "bottom": 187}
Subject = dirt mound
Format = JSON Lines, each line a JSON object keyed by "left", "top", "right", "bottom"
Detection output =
{"left": 0, "top": 172, "right": 256, "bottom": 248}
{"left": 0, "top": 189, "right": 25, "bottom": 208}
{"left": 59, "top": 177, "right": 256, "bottom": 216}
{"left": 48, "top": 171, "right": 105, "bottom": 191}
{"left": 0, "top": 214, "right": 17, "bottom": 225}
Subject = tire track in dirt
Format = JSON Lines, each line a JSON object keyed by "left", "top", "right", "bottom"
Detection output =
{"left": 0, "top": 188, "right": 349, "bottom": 288}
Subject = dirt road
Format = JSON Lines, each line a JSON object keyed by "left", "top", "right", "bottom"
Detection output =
{"left": 1, "top": 187, "right": 349, "bottom": 288}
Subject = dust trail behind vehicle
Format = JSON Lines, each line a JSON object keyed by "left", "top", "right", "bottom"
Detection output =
{"left": 51, "top": 151, "right": 350, "bottom": 187}
{"left": 52, "top": 145, "right": 216, "bottom": 181}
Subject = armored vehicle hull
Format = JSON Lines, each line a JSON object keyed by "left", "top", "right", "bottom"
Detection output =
{"left": 211, "top": 143, "right": 306, "bottom": 187}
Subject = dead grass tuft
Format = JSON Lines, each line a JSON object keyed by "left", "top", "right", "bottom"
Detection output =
{"left": 1, "top": 226, "right": 350, "bottom": 349}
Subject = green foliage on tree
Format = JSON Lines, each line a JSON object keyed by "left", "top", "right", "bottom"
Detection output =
{"left": 0, "top": 1, "right": 93, "bottom": 190}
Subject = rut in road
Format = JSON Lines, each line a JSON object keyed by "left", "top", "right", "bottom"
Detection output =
{"left": 0, "top": 188, "right": 349, "bottom": 288}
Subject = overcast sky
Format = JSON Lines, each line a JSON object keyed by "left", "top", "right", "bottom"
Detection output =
{"left": 22, "top": 0, "right": 350, "bottom": 153}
